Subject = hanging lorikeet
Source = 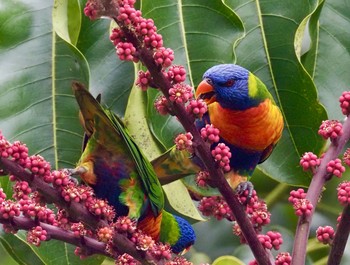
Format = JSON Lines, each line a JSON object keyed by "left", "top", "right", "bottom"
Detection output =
{"left": 71, "top": 82, "right": 195, "bottom": 253}
{"left": 152, "top": 64, "right": 284, "bottom": 194}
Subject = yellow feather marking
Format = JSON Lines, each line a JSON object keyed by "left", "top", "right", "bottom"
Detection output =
{"left": 75, "top": 161, "right": 97, "bottom": 185}
{"left": 225, "top": 171, "right": 248, "bottom": 189}
{"left": 248, "top": 73, "right": 258, "bottom": 98}
{"left": 120, "top": 175, "right": 143, "bottom": 219}
{"left": 209, "top": 98, "right": 283, "bottom": 151}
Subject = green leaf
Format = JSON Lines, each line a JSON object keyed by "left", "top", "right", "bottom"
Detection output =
{"left": 0, "top": 232, "right": 104, "bottom": 265}
{"left": 212, "top": 255, "right": 245, "bottom": 265}
{"left": 0, "top": 232, "right": 44, "bottom": 265}
{"left": 302, "top": 0, "right": 350, "bottom": 120}
{"left": 0, "top": 0, "right": 88, "bottom": 170}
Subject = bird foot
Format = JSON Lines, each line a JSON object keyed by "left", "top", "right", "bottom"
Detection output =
{"left": 61, "top": 168, "right": 83, "bottom": 184}
{"left": 234, "top": 181, "right": 254, "bottom": 203}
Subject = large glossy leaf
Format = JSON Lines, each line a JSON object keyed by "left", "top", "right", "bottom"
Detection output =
{"left": 302, "top": 0, "right": 350, "bottom": 120}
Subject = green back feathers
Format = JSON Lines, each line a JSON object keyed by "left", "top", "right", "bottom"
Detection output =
{"left": 106, "top": 109, "right": 165, "bottom": 216}
{"left": 73, "top": 82, "right": 164, "bottom": 216}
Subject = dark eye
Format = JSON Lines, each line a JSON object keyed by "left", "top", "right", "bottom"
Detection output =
{"left": 224, "top": 79, "right": 235, "bottom": 87}
{"left": 205, "top": 78, "right": 213, "bottom": 86}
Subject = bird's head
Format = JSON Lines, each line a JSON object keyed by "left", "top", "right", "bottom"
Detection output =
{"left": 170, "top": 215, "right": 196, "bottom": 254}
{"left": 196, "top": 64, "right": 261, "bottom": 110}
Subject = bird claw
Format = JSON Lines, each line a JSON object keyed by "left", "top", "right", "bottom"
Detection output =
{"left": 61, "top": 168, "right": 80, "bottom": 184}
{"left": 235, "top": 181, "right": 254, "bottom": 203}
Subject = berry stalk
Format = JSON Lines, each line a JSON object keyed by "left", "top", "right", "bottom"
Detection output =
{"left": 291, "top": 116, "right": 350, "bottom": 265}
{"left": 327, "top": 204, "right": 350, "bottom": 265}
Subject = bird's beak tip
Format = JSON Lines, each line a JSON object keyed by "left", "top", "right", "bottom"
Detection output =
{"left": 195, "top": 79, "right": 216, "bottom": 104}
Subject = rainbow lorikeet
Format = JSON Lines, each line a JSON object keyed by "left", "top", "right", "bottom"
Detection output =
{"left": 71, "top": 82, "right": 195, "bottom": 253}
{"left": 152, "top": 64, "right": 284, "bottom": 194}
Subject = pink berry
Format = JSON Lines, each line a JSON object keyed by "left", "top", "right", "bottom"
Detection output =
{"left": 154, "top": 95, "right": 171, "bottom": 115}
{"left": 300, "top": 152, "right": 320, "bottom": 171}
{"left": 318, "top": 120, "right": 343, "bottom": 140}
{"left": 275, "top": 252, "right": 292, "bottom": 265}
{"left": 316, "top": 225, "right": 334, "bottom": 244}
{"left": 326, "top": 158, "right": 345, "bottom": 178}
{"left": 211, "top": 143, "right": 231, "bottom": 172}
{"left": 337, "top": 181, "right": 350, "bottom": 205}
{"left": 174, "top": 132, "right": 193, "bottom": 153}
{"left": 339, "top": 91, "right": 350, "bottom": 115}
{"left": 186, "top": 99, "right": 207, "bottom": 119}
{"left": 200, "top": 124, "right": 220, "bottom": 144}
{"left": 288, "top": 188, "right": 307, "bottom": 204}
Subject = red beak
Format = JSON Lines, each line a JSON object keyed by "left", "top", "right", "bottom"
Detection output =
{"left": 195, "top": 79, "right": 216, "bottom": 104}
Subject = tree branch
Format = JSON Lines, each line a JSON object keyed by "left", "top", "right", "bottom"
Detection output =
{"left": 291, "top": 117, "right": 350, "bottom": 265}
{"left": 327, "top": 204, "right": 350, "bottom": 265}
{"left": 0, "top": 157, "right": 164, "bottom": 265}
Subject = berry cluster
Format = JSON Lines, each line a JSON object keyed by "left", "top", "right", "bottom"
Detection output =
{"left": 174, "top": 132, "right": 194, "bottom": 153}
{"left": 292, "top": 198, "right": 313, "bottom": 217}
{"left": 318, "top": 120, "right": 343, "bottom": 140}
{"left": 211, "top": 143, "right": 232, "bottom": 172}
{"left": 337, "top": 181, "right": 350, "bottom": 205}
{"left": 316, "top": 225, "right": 335, "bottom": 245}
{"left": 27, "top": 226, "right": 48, "bottom": 246}
{"left": 339, "top": 91, "right": 350, "bottom": 115}
{"left": 326, "top": 158, "right": 345, "bottom": 178}
{"left": 169, "top": 83, "right": 193, "bottom": 104}
{"left": 275, "top": 252, "right": 292, "bottom": 265}
{"left": 0, "top": 131, "right": 187, "bottom": 264}
{"left": 186, "top": 99, "right": 207, "bottom": 120}
{"left": 200, "top": 124, "right": 220, "bottom": 144}
{"left": 195, "top": 171, "right": 210, "bottom": 188}
{"left": 198, "top": 196, "right": 233, "bottom": 221}
{"left": 199, "top": 191, "right": 275, "bottom": 248}
{"left": 299, "top": 152, "right": 320, "bottom": 172}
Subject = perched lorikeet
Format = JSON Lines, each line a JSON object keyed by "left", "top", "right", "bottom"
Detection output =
{"left": 152, "top": 64, "right": 284, "bottom": 194}
{"left": 71, "top": 82, "right": 195, "bottom": 253}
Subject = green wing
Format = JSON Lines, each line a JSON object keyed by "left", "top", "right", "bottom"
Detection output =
{"left": 72, "top": 81, "right": 164, "bottom": 216}
{"left": 106, "top": 109, "right": 164, "bottom": 215}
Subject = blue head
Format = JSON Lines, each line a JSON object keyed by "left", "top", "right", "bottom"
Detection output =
{"left": 196, "top": 64, "right": 260, "bottom": 110}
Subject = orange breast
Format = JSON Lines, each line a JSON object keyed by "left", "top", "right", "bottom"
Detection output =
{"left": 137, "top": 211, "right": 163, "bottom": 241}
{"left": 209, "top": 99, "right": 284, "bottom": 151}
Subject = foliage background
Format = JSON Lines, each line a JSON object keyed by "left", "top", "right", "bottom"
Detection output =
{"left": 1, "top": 0, "right": 350, "bottom": 264}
